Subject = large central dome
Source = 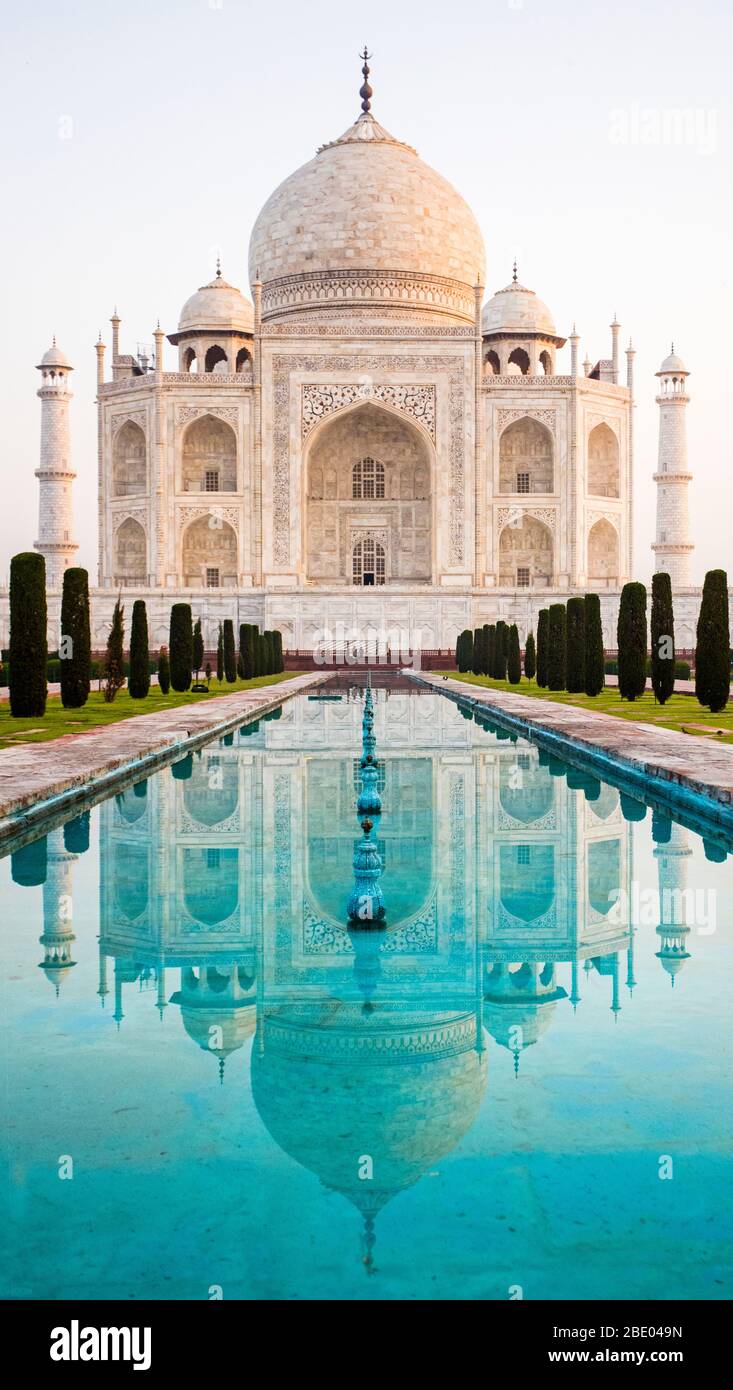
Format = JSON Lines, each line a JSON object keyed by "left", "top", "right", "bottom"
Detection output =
{"left": 248, "top": 107, "right": 485, "bottom": 325}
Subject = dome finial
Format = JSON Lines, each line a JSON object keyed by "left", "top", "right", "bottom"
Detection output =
{"left": 359, "top": 45, "right": 373, "bottom": 113}
{"left": 512, "top": 259, "right": 518, "bottom": 283}
{"left": 216, "top": 256, "right": 222, "bottom": 279}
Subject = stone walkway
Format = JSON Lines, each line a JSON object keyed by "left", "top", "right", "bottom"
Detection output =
{"left": 411, "top": 672, "right": 733, "bottom": 824}
{"left": 0, "top": 672, "right": 327, "bottom": 840}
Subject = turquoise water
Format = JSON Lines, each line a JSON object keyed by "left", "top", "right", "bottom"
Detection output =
{"left": 1, "top": 685, "right": 731, "bottom": 1301}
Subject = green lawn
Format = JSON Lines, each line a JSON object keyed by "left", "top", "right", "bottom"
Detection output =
{"left": 435, "top": 671, "right": 733, "bottom": 743}
{"left": 0, "top": 673, "right": 293, "bottom": 751}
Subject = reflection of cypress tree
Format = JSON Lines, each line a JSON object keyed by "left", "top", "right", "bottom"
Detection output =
{"left": 11, "top": 836, "right": 48, "bottom": 887}
{"left": 695, "top": 569, "right": 730, "bottom": 713}
{"left": 64, "top": 812, "right": 90, "bottom": 855}
{"left": 547, "top": 604, "right": 566, "bottom": 690}
{"left": 132, "top": 780, "right": 147, "bottom": 799}
{"left": 620, "top": 792, "right": 646, "bottom": 822}
{"left": 652, "top": 808, "right": 672, "bottom": 844}
{"left": 60, "top": 567, "right": 91, "bottom": 709}
{"left": 650, "top": 572, "right": 675, "bottom": 705}
{"left": 171, "top": 753, "right": 193, "bottom": 780}
{"left": 536, "top": 609, "right": 549, "bottom": 688}
{"left": 617, "top": 582, "right": 647, "bottom": 701}
{"left": 584, "top": 593, "right": 605, "bottom": 697}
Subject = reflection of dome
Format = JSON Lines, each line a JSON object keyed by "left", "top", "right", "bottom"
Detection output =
{"left": 484, "top": 963, "right": 566, "bottom": 1068}
{"left": 178, "top": 272, "right": 254, "bottom": 334}
{"left": 482, "top": 278, "right": 556, "bottom": 336}
{"left": 170, "top": 964, "right": 256, "bottom": 1079}
{"left": 249, "top": 103, "right": 485, "bottom": 324}
{"left": 252, "top": 1007, "right": 486, "bottom": 1222}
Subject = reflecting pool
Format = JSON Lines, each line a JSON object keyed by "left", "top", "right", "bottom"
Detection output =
{"left": 1, "top": 685, "right": 732, "bottom": 1300}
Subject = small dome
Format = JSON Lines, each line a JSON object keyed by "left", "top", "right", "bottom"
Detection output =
{"left": 482, "top": 277, "right": 556, "bottom": 337}
{"left": 178, "top": 271, "right": 254, "bottom": 335}
{"left": 38, "top": 341, "right": 72, "bottom": 369}
{"left": 658, "top": 348, "right": 687, "bottom": 375}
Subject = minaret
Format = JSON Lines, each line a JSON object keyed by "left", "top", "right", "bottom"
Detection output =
{"left": 34, "top": 340, "right": 78, "bottom": 589}
{"left": 652, "top": 346, "right": 694, "bottom": 586}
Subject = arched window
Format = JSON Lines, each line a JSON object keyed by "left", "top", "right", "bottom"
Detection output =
{"left": 484, "top": 349, "right": 500, "bottom": 376}
{"left": 352, "top": 456, "right": 385, "bottom": 500}
{"left": 539, "top": 349, "right": 552, "bottom": 375}
{"left": 352, "top": 536, "right": 385, "bottom": 586}
{"left": 587, "top": 423, "right": 619, "bottom": 497}
{"left": 112, "top": 421, "right": 146, "bottom": 497}
{"left": 183, "top": 346, "right": 197, "bottom": 374}
{"left": 204, "top": 345, "right": 228, "bottom": 374}
{"left": 507, "top": 347, "right": 530, "bottom": 376}
{"left": 235, "top": 346, "right": 252, "bottom": 373}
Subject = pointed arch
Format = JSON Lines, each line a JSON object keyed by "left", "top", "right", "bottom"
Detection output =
{"left": 498, "top": 513, "right": 553, "bottom": 588}
{"left": 181, "top": 413, "right": 237, "bottom": 493}
{"left": 499, "top": 417, "right": 554, "bottom": 494}
{"left": 114, "top": 517, "right": 146, "bottom": 583}
{"left": 181, "top": 513, "right": 238, "bottom": 588}
{"left": 113, "top": 421, "right": 146, "bottom": 497}
{"left": 588, "top": 422, "right": 619, "bottom": 497}
{"left": 587, "top": 518, "right": 619, "bottom": 584}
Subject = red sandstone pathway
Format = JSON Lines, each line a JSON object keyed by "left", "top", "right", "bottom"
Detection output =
{"left": 413, "top": 672, "right": 733, "bottom": 812}
{"left": 0, "top": 672, "right": 327, "bottom": 836}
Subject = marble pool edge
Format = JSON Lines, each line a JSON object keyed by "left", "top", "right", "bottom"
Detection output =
{"left": 0, "top": 672, "right": 329, "bottom": 848}
{"left": 409, "top": 671, "right": 733, "bottom": 840}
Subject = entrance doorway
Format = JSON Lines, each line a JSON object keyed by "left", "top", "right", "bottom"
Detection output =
{"left": 352, "top": 536, "right": 386, "bottom": 586}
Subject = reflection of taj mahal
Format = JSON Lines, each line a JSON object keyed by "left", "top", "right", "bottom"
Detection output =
{"left": 13, "top": 690, "right": 708, "bottom": 1257}
{"left": 18, "top": 56, "right": 709, "bottom": 652}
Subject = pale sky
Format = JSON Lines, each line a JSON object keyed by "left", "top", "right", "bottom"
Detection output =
{"left": 0, "top": 0, "right": 730, "bottom": 585}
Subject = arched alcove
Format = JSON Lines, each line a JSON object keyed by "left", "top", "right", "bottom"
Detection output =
{"left": 305, "top": 401, "right": 433, "bottom": 584}
{"left": 113, "top": 841, "right": 149, "bottom": 921}
{"left": 499, "top": 760, "right": 553, "bottom": 824}
{"left": 182, "top": 847, "right": 239, "bottom": 925}
{"left": 204, "top": 344, "right": 228, "bottom": 374}
{"left": 588, "top": 423, "right": 619, "bottom": 497}
{"left": 587, "top": 519, "right": 619, "bottom": 584}
{"left": 507, "top": 347, "right": 530, "bottom": 376}
{"left": 500, "top": 843, "right": 555, "bottom": 922}
{"left": 484, "top": 349, "right": 500, "bottom": 376}
{"left": 112, "top": 421, "right": 146, "bottom": 497}
{"left": 114, "top": 517, "right": 146, "bottom": 583}
{"left": 182, "top": 414, "right": 237, "bottom": 493}
{"left": 183, "top": 758, "right": 239, "bottom": 827}
{"left": 181, "top": 515, "right": 238, "bottom": 588}
{"left": 499, "top": 514, "right": 553, "bottom": 588}
{"left": 499, "top": 417, "right": 553, "bottom": 494}
{"left": 588, "top": 838, "right": 621, "bottom": 916}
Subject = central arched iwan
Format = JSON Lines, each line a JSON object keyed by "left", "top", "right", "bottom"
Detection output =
{"left": 305, "top": 402, "right": 433, "bottom": 584}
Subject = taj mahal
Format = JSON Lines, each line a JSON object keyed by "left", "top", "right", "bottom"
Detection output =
{"left": 14, "top": 54, "right": 703, "bottom": 654}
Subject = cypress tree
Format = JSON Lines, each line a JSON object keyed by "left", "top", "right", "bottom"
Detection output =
{"left": 103, "top": 596, "right": 126, "bottom": 703}
{"left": 457, "top": 629, "right": 473, "bottom": 673}
{"left": 454, "top": 634, "right": 462, "bottom": 669}
{"left": 472, "top": 627, "right": 483, "bottom": 676}
{"left": 157, "top": 647, "right": 170, "bottom": 695}
{"left": 524, "top": 631, "right": 536, "bottom": 682}
{"left": 486, "top": 624, "right": 496, "bottom": 678}
{"left": 9, "top": 551, "right": 47, "bottom": 717}
{"left": 273, "top": 630, "right": 284, "bottom": 673}
{"left": 128, "top": 599, "right": 150, "bottom": 699}
{"left": 59, "top": 566, "right": 91, "bottom": 709}
{"left": 507, "top": 624, "right": 521, "bottom": 684}
{"left": 695, "top": 569, "right": 730, "bottom": 713}
{"left": 547, "top": 604, "right": 567, "bottom": 690}
{"left": 264, "top": 630, "right": 277, "bottom": 675}
{"left": 493, "top": 621, "right": 507, "bottom": 680}
{"left": 192, "top": 617, "right": 204, "bottom": 679}
{"left": 222, "top": 618, "right": 237, "bottom": 683}
{"left": 566, "top": 596, "right": 586, "bottom": 693}
{"left": 169, "top": 603, "right": 193, "bottom": 692}
{"left": 617, "top": 582, "right": 647, "bottom": 701}
{"left": 584, "top": 593, "right": 605, "bottom": 697}
{"left": 650, "top": 572, "right": 675, "bottom": 706}
{"left": 258, "top": 632, "right": 269, "bottom": 676}
{"left": 216, "top": 623, "right": 224, "bottom": 682}
{"left": 536, "top": 609, "right": 549, "bottom": 688}
{"left": 243, "top": 623, "right": 256, "bottom": 679}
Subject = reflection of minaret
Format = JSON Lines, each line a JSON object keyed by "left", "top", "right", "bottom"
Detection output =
{"left": 654, "top": 823, "right": 693, "bottom": 984}
{"left": 169, "top": 962, "right": 255, "bottom": 1082}
{"left": 38, "top": 829, "right": 77, "bottom": 996}
{"left": 484, "top": 961, "right": 567, "bottom": 1074}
